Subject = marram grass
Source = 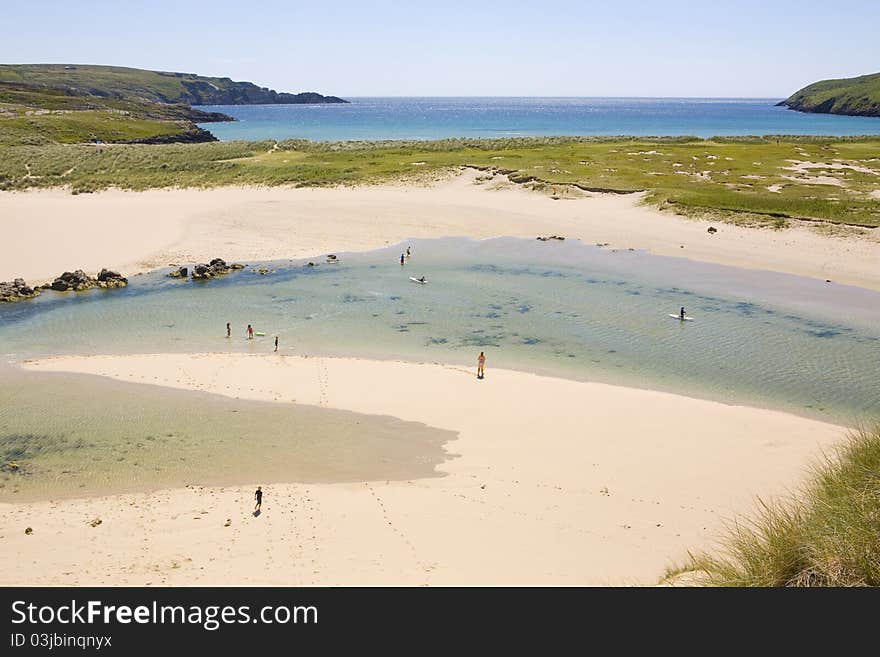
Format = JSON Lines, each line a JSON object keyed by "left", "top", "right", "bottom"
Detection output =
{"left": 665, "top": 427, "right": 880, "bottom": 586}
{"left": 0, "top": 136, "right": 878, "bottom": 227}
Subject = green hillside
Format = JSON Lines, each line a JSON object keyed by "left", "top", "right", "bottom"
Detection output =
{"left": 0, "top": 64, "right": 347, "bottom": 145}
{"left": 0, "top": 64, "right": 347, "bottom": 106}
{"left": 780, "top": 72, "right": 880, "bottom": 117}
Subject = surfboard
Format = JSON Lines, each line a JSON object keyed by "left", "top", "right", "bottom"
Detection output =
{"left": 255, "top": 331, "right": 266, "bottom": 336}
{"left": 409, "top": 277, "right": 427, "bottom": 284}
{"left": 668, "top": 314, "right": 694, "bottom": 321}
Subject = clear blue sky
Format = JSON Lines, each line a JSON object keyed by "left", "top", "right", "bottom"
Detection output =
{"left": 4, "top": 0, "right": 878, "bottom": 97}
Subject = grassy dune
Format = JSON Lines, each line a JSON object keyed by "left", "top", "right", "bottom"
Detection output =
{"left": 1, "top": 136, "right": 878, "bottom": 226}
{"left": 666, "top": 427, "right": 880, "bottom": 586}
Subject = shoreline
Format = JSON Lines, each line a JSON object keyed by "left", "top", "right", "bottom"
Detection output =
{"left": 0, "top": 352, "right": 846, "bottom": 585}
{"left": 2, "top": 170, "right": 879, "bottom": 291}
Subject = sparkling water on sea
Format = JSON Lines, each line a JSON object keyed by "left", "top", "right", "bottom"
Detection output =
{"left": 198, "top": 97, "right": 880, "bottom": 142}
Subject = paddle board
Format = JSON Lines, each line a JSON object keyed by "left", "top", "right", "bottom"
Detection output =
{"left": 409, "top": 277, "right": 427, "bottom": 284}
{"left": 668, "top": 314, "right": 694, "bottom": 321}
{"left": 255, "top": 331, "right": 266, "bottom": 336}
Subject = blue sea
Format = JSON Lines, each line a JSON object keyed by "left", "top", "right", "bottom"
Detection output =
{"left": 198, "top": 97, "right": 880, "bottom": 142}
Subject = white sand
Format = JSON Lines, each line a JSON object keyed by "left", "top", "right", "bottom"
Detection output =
{"left": 2, "top": 169, "right": 879, "bottom": 289}
{"left": 0, "top": 353, "right": 844, "bottom": 586}
{"left": 0, "top": 172, "right": 871, "bottom": 585}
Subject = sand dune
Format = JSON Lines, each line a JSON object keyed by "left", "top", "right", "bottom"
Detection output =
{"left": 2, "top": 169, "right": 879, "bottom": 289}
{"left": 0, "top": 353, "right": 843, "bottom": 586}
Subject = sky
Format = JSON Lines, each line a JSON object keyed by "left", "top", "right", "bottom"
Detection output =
{"left": 3, "top": 0, "right": 878, "bottom": 98}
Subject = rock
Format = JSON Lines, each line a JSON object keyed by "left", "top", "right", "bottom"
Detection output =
{"left": 707, "top": 226, "right": 717, "bottom": 234}
{"left": 25, "top": 527, "right": 33, "bottom": 535}
{"left": 168, "top": 267, "right": 188, "bottom": 279}
{"left": 89, "top": 518, "right": 102, "bottom": 528}
{"left": 48, "top": 268, "right": 127, "bottom": 292}
{"left": 192, "top": 258, "right": 244, "bottom": 279}
{"left": 51, "top": 269, "right": 94, "bottom": 292}
{"left": 95, "top": 268, "right": 128, "bottom": 289}
{"left": 191, "top": 264, "right": 213, "bottom": 280}
{"left": 0, "top": 278, "right": 41, "bottom": 302}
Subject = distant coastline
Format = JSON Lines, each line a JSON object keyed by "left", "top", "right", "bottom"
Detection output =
{"left": 779, "top": 72, "right": 880, "bottom": 118}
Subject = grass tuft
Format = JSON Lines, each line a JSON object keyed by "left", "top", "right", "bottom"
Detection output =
{"left": 664, "top": 427, "right": 880, "bottom": 586}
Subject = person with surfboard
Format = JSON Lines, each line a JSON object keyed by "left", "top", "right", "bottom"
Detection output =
{"left": 669, "top": 307, "right": 694, "bottom": 321}
{"left": 477, "top": 352, "right": 486, "bottom": 379}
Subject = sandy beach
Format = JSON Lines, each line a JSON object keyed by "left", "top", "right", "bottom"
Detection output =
{"left": 0, "top": 171, "right": 874, "bottom": 586}
{"left": 0, "top": 353, "right": 844, "bottom": 586}
{"left": 2, "top": 169, "right": 879, "bottom": 290}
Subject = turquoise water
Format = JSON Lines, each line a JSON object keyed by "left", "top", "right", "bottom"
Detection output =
{"left": 2, "top": 237, "right": 879, "bottom": 425}
{"left": 199, "top": 98, "right": 880, "bottom": 141}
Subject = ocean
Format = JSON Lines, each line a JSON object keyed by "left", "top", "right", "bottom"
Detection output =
{"left": 198, "top": 97, "right": 880, "bottom": 142}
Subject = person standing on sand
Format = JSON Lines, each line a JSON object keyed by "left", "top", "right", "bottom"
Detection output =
{"left": 226, "top": 322, "right": 231, "bottom": 338}
{"left": 274, "top": 335, "right": 279, "bottom": 352}
{"left": 247, "top": 324, "right": 254, "bottom": 340}
{"left": 254, "top": 486, "right": 263, "bottom": 513}
{"left": 477, "top": 352, "right": 486, "bottom": 379}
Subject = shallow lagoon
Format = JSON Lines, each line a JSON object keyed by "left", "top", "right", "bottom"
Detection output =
{"left": 2, "top": 237, "right": 879, "bottom": 426}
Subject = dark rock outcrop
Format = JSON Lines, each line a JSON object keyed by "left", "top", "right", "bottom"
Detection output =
{"left": 127, "top": 126, "right": 218, "bottom": 145}
{"left": 96, "top": 268, "right": 128, "bottom": 288}
{"left": 0, "top": 278, "right": 41, "bottom": 302}
{"left": 191, "top": 258, "right": 245, "bottom": 280}
{"left": 49, "top": 269, "right": 93, "bottom": 291}
{"left": 168, "top": 266, "right": 188, "bottom": 279}
{"left": 46, "top": 268, "right": 127, "bottom": 292}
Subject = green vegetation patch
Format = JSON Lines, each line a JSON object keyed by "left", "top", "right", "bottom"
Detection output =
{"left": 665, "top": 427, "right": 880, "bottom": 586}
{"left": 1, "top": 136, "right": 877, "bottom": 226}
{"left": 783, "top": 72, "right": 880, "bottom": 117}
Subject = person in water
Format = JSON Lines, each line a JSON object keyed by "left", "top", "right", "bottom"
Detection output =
{"left": 400, "top": 253, "right": 405, "bottom": 266}
{"left": 274, "top": 335, "right": 279, "bottom": 352}
{"left": 418, "top": 276, "right": 426, "bottom": 283}
{"left": 406, "top": 246, "right": 412, "bottom": 258}
{"left": 247, "top": 324, "right": 254, "bottom": 339}
{"left": 477, "top": 352, "right": 486, "bottom": 379}
{"left": 680, "top": 306, "right": 686, "bottom": 320}
{"left": 226, "top": 322, "right": 231, "bottom": 338}
{"left": 254, "top": 486, "right": 263, "bottom": 513}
